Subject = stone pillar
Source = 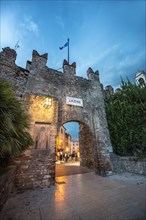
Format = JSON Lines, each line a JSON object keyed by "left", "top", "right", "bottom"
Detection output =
{"left": 79, "top": 124, "right": 94, "bottom": 169}
{"left": 92, "top": 106, "right": 113, "bottom": 176}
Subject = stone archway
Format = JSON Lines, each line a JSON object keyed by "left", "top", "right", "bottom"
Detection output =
{"left": 0, "top": 47, "right": 113, "bottom": 189}
{"left": 56, "top": 120, "right": 95, "bottom": 170}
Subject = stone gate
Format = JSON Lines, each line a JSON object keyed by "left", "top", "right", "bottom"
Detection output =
{"left": 0, "top": 47, "right": 113, "bottom": 188}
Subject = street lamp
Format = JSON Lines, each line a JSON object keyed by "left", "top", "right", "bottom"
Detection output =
{"left": 43, "top": 97, "right": 52, "bottom": 108}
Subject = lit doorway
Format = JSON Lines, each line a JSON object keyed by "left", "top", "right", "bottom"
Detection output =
{"left": 56, "top": 122, "right": 80, "bottom": 165}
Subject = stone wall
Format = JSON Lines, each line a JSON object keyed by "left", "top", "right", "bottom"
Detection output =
{"left": 0, "top": 47, "right": 29, "bottom": 98}
{"left": 0, "top": 165, "right": 17, "bottom": 211}
{"left": 0, "top": 148, "right": 55, "bottom": 212}
{"left": 25, "top": 95, "right": 58, "bottom": 153}
{"left": 111, "top": 154, "right": 146, "bottom": 175}
{"left": 14, "top": 149, "right": 55, "bottom": 190}
{"left": 0, "top": 47, "right": 113, "bottom": 177}
{"left": 79, "top": 123, "right": 94, "bottom": 169}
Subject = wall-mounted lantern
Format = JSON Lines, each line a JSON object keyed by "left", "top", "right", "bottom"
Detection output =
{"left": 43, "top": 97, "right": 52, "bottom": 108}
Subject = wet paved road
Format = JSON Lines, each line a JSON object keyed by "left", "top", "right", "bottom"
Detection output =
{"left": 56, "top": 161, "right": 92, "bottom": 177}
{"left": 0, "top": 163, "right": 146, "bottom": 220}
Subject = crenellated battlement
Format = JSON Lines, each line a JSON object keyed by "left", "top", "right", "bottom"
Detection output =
{"left": 32, "top": 50, "right": 48, "bottom": 66}
{"left": 87, "top": 67, "right": 100, "bottom": 82}
{"left": 0, "top": 47, "right": 106, "bottom": 105}
{"left": 0, "top": 47, "right": 17, "bottom": 67}
{"left": 63, "top": 59, "right": 76, "bottom": 75}
{"left": 0, "top": 47, "right": 102, "bottom": 86}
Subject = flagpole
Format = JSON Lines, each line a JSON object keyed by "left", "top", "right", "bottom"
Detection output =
{"left": 68, "top": 38, "right": 69, "bottom": 64}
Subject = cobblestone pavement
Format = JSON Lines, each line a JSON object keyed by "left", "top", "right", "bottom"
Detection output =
{"left": 0, "top": 164, "right": 146, "bottom": 220}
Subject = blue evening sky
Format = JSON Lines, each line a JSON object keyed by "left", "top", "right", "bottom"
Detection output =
{"left": 1, "top": 0, "right": 145, "bottom": 139}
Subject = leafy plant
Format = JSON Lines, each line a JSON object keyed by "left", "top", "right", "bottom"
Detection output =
{"left": 0, "top": 80, "right": 33, "bottom": 161}
{"left": 105, "top": 79, "right": 146, "bottom": 158}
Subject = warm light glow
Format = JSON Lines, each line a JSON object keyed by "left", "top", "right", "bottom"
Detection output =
{"left": 56, "top": 136, "right": 63, "bottom": 150}
{"left": 66, "top": 147, "right": 69, "bottom": 152}
{"left": 44, "top": 97, "right": 52, "bottom": 107}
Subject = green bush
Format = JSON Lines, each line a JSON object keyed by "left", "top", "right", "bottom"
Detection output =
{"left": 0, "top": 80, "right": 33, "bottom": 160}
{"left": 105, "top": 79, "right": 146, "bottom": 158}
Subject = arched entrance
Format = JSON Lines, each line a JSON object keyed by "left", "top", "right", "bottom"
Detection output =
{"left": 56, "top": 121, "right": 95, "bottom": 170}
{"left": 24, "top": 56, "right": 113, "bottom": 184}
{"left": 0, "top": 47, "right": 113, "bottom": 189}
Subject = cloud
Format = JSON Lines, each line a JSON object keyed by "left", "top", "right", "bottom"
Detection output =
{"left": 74, "top": 42, "right": 145, "bottom": 90}
{"left": 0, "top": 9, "right": 40, "bottom": 67}
{"left": 76, "top": 44, "right": 120, "bottom": 77}
{"left": 0, "top": 11, "right": 39, "bottom": 51}
{"left": 55, "top": 16, "right": 65, "bottom": 29}
{"left": 100, "top": 48, "right": 146, "bottom": 88}
{"left": 20, "top": 16, "right": 39, "bottom": 36}
{"left": 27, "top": 20, "right": 38, "bottom": 35}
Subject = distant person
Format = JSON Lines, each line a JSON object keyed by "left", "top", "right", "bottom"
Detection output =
{"left": 60, "top": 154, "right": 63, "bottom": 161}
{"left": 72, "top": 151, "right": 75, "bottom": 161}
{"left": 75, "top": 153, "right": 78, "bottom": 161}
{"left": 65, "top": 153, "right": 69, "bottom": 162}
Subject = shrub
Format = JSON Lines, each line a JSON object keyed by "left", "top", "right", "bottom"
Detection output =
{"left": 105, "top": 79, "right": 146, "bottom": 158}
{"left": 0, "top": 80, "right": 33, "bottom": 161}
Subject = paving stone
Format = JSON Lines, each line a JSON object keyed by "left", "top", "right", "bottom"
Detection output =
{"left": 0, "top": 166, "right": 145, "bottom": 220}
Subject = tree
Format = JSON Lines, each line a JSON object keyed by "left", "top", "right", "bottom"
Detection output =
{"left": 0, "top": 80, "right": 33, "bottom": 161}
{"left": 105, "top": 79, "right": 146, "bottom": 158}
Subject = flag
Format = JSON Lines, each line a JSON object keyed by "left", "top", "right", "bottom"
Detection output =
{"left": 59, "top": 41, "right": 69, "bottom": 50}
